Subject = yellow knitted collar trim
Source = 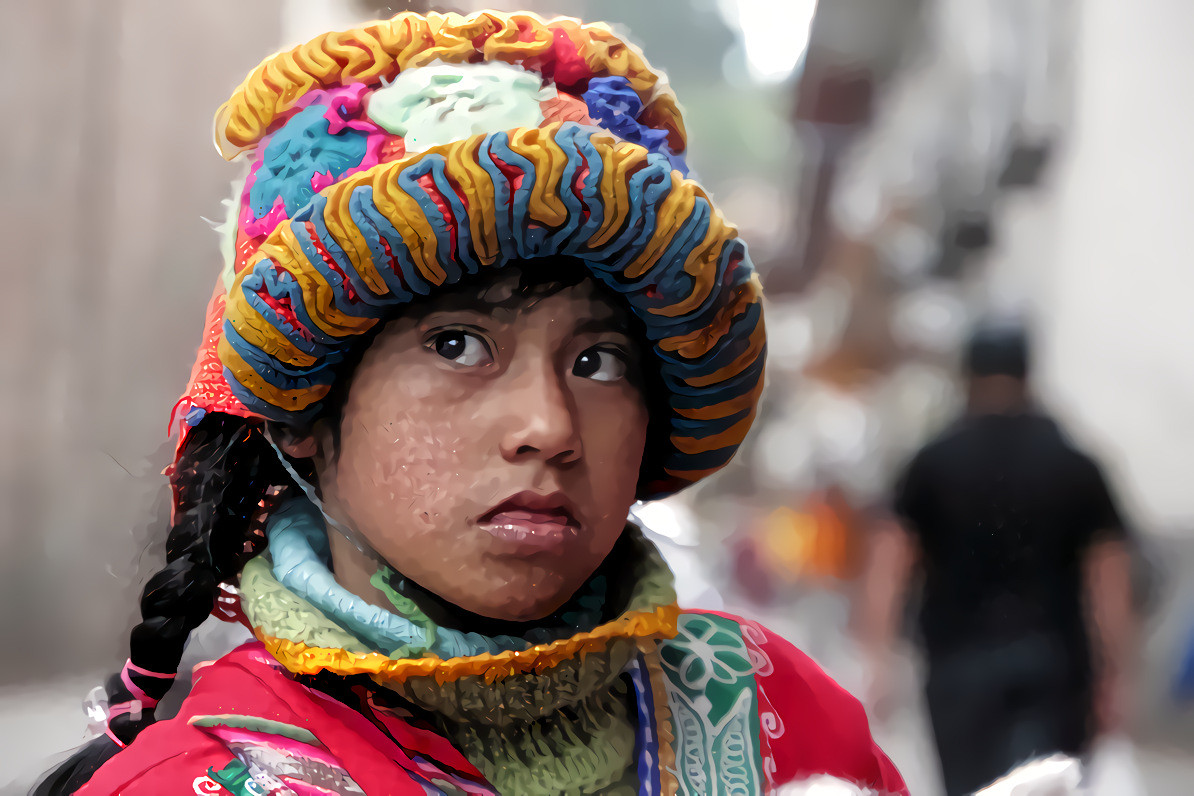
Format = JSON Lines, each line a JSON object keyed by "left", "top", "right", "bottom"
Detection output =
{"left": 254, "top": 602, "right": 680, "bottom": 686}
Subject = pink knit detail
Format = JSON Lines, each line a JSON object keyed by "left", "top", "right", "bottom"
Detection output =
{"left": 120, "top": 667, "right": 159, "bottom": 709}
{"left": 123, "top": 659, "right": 177, "bottom": 680}
{"left": 107, "top": 702, "right": 141, "bottom": 721}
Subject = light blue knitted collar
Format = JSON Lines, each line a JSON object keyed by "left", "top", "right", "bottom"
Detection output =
{"left": 264, "top": 496, "right": 606, "bottom": 659}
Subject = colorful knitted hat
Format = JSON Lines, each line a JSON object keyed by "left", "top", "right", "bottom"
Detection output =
{"left": 175, "top": 11, "right": 766, "bottom": 498}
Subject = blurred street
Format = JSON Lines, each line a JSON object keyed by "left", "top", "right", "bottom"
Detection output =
{"left": 5, "top": 0, "right": 1194, "bottom": 793}
{"left": 711, "top": 524, "right": 1194, "bottom": 795}
{"left": 5, "top": 526, "right": 1193, "bottom": 794}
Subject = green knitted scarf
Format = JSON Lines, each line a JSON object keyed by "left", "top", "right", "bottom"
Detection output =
{"left": 241, "top": 526, "right": 676, "bottom": 795}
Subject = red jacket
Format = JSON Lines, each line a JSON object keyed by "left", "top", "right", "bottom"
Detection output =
{"left": 79, "top": 613, "right": 907, "bottom": 795}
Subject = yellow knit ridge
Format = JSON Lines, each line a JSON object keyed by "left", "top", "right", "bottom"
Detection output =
{"left": 255, "top": 602, "right": 681, "bottom": 686}
{"left": 214, "top": 10, "right": 686, "bottom": 160}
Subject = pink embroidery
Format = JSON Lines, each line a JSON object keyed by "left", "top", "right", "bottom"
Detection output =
{"left": 740, "top": 619, "right": 785, "bottom": 791}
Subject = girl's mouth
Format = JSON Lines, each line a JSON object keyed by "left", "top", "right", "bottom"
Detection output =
{"left": 477, "top": 491, "right": 580, "bottom": 552}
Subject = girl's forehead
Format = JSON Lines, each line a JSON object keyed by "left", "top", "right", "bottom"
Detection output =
{"left": 408, "top": 270, "right": 625, "bottom": 325}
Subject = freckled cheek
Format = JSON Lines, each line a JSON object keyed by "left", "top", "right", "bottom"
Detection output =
{"left": 341, "top": 404, "right": 482, "bottom": 539}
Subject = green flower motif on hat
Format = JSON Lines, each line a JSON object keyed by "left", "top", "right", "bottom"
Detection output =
{"left": 367, "top": 61, "right": 550, "bottom": 152}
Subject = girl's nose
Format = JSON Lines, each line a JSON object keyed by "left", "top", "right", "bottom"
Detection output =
{"left": 498, "top": 356, "right": 582, "bottom": 466}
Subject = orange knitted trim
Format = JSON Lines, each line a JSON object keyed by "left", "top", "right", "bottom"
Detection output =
{"left": 255, "top": 603, "right": 680, "bottom": 686}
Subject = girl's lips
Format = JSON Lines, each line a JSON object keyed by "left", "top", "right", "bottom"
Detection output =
{"left": 477, "top": 495, "right": 580, "bottom": 552}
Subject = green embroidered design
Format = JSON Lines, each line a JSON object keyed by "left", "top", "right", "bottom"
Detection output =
{"left": 656, "top": 613, "right": 763, "bottom": 795}
{"left": 190, "top": 714, "right": 321, "bottom": 746}
{"left": 207, "top": 758, "right": 261, "bottom": 795}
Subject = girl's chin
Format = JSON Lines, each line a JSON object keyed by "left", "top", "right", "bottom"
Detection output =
{"left": 460, "top": 592, "right": 571, "bottom": 623}
{"left": 448, "top": 580, "right": 578, "bottom": 624}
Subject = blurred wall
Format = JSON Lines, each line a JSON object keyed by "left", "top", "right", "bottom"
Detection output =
{"left": 0, "top": 0, "right": 284, "bottom": 685}
{"left": 986, "top": 0, "right": 1194, "bottom": 533}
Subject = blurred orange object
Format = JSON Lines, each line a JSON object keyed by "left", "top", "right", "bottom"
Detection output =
{"left": 760, "top": 490, "right": 857, "bottom": 583}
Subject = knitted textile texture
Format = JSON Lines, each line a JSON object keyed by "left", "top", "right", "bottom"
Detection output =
{"left": 176, "top": 10, "right": 766, "bottom": 497}
{"left": 237, "top": 522, "right": 680, "bottom": 795}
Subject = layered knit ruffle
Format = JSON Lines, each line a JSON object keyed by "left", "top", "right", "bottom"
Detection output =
{"left": 239, "top": 502, "right": 679, "bottom": 794}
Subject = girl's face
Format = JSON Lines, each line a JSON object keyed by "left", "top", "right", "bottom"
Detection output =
{"left": 305, "top": 274, "right": 651, "bottom": 622}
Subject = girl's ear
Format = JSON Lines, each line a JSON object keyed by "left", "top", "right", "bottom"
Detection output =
{"left": 271, "top": 424, "right": 320, "bottom": 459}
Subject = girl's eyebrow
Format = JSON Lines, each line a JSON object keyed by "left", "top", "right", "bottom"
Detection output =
{"left": 571, "top": 317, "right": 631, "bottom": 338}
{"left": 415, "top": 304, "right": 512, "bottom": 329}
{"left": 416, "top": 298, "right": 502, "bottom": 318}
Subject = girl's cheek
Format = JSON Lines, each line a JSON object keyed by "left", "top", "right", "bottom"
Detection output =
{"left": 374, "top": 412, "right": 477, "bottom": 534}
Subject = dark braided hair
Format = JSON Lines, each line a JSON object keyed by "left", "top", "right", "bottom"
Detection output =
{"left": 32, "top": 413, "right": 290, "bottom": 794}
{"left": 32, "top": 257, "right": 665, "bottom": 794}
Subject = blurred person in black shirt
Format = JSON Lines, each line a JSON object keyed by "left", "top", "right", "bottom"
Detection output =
{"left": 857, "top": 324, "right": 1136, "bottom": 796}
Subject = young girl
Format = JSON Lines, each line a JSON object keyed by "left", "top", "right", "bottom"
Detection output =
{"left": 37, "top": 11, "right": 907, "bottom": 795}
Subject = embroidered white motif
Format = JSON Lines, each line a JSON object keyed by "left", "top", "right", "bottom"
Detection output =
{"left": 658, "top": 613, "right": 764, "bottom": 795}
{"left": 192, "top": 776, "right": 223, "bottom": 794}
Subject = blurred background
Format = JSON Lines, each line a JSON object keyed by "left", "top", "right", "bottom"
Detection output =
{"left": 3, "top": 0, "right": 1194, "bottom": 792}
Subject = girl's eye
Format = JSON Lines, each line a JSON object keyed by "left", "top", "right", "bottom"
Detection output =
{"left": 572, "top": 347, "right": 627, "bottom": 382}
{"left": 430, "top": 330, "right": 492, "bottom": 367}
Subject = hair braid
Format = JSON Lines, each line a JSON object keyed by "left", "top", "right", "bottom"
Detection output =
{"left": 33, "top": 413, "right": 288, "bottom": 794}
